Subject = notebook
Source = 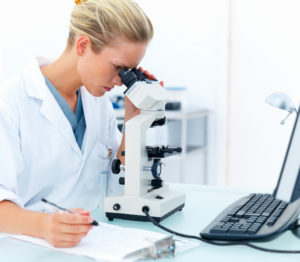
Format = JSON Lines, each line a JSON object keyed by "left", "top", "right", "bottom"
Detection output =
{"left": 11, "top": 222, "right": 177, "bottom": 261}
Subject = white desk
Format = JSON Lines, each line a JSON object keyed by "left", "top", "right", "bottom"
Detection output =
{"left": 1, "top": 184, "right": 300, "bottom": 261}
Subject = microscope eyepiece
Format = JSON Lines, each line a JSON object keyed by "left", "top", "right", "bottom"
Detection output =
{"left": 119, "top": 67, "right": 163, "bottom": 110}
{"left": 119, "top": 68, "right": 138, "bottom": 88}
{"left": 119, "top": 68, "right": 152, "bottom": 95}
{"left": 130, "top": 68, "right": 147, "bottom": 81}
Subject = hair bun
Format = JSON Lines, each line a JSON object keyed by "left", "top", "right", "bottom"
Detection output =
{"left": 74, "top": 0, "right": 87, "bottom": 5}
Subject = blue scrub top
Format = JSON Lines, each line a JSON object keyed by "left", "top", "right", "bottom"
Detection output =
{"left": 44, "top": 77, "right": 86, "bottom": 149}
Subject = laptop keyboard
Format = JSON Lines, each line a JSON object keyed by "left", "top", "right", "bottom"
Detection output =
{"left": 201, "top": 193, "right": 300, "bottom": 241}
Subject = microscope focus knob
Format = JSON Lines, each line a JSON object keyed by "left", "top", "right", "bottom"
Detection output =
{"left": 113, "top": 203, "right": 121, "bottom": 211}
{"left": 112, "top": 159, "right": 121, "bottom": 174}
{"left": 119, "top": 177, "right": 125, "bottom": 185}
{"left": 150, "top": 178, "right": 164, "bottom": 189}
{"left": 151, "top": 160, "right": 162, "bottom": 178}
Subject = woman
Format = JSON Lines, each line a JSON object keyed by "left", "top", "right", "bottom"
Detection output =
{"left": 0, "top": 0, "right": 160, "bottom": 247}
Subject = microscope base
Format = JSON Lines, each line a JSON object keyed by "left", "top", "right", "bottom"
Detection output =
{"left": 106, "top": 203, "right": 185, "bottom": 222}
{"left": 104, "top": 186, "right": 186, "bottom": 222}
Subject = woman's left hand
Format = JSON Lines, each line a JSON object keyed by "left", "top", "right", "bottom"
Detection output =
{"left": 123, "top": 67, "right": 164, "bottom": 123}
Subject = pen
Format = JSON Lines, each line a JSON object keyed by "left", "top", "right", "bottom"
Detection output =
{"left": 41, "top": 198, "right": 99, "bottom": 226}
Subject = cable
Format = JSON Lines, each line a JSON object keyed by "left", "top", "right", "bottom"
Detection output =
{"left": 142, "top": 208, "right": 300, "bottom": 254}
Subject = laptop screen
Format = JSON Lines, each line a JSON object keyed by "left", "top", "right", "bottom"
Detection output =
{"left": 273, "top": 104, "right": 300, "bottom": 202}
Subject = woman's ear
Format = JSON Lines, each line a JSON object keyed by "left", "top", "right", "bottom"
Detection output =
{"left": 76, "top": 36, "right": 90, "bottom": 56}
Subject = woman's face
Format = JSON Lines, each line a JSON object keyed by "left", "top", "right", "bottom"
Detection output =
{"left": 76, "top": 37, "right": 147, "bottom": 97}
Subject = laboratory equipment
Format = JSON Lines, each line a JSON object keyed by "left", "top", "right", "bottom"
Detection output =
{"left": 104, "top": 68, "right": 186, "bottom": 222}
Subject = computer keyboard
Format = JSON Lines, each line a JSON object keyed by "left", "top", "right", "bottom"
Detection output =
{"left": 201, "top": 193, "right": 300, "bottom": 241}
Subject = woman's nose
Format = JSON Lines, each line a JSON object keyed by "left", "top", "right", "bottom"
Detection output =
{"left": 113, "top": 75, "right": 123, "bottom": 87}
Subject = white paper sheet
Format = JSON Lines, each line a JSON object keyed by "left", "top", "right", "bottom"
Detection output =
{"left": 12, "top": 222, "right": 172, "bottom": 261}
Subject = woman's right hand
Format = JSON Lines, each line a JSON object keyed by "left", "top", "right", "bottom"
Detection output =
{"left": 41, "top": 209, "right": 93, "bottom": 247}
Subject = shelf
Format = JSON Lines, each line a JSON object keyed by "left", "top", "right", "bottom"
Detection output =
{"left": 113, "top": 107, "right": 210, "bottom": 184}
{"left": 186, "top": 145, "right": 205, "bottom": 153}
{"left": 114, "top": 108, "right": 211, "bottom": 120}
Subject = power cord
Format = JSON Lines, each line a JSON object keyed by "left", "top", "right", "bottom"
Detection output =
{"left": 142, "top": 207, "right": 300, "bottom": 254}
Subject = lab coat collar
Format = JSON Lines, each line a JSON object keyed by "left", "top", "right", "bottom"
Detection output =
{"left": 80, "top": 87, "right": 101, "bottom": 159}
{"left": 21, "top": 57, "right": 93, "bottom": 157}
{"left": 22, "top": 57, "right": 50, "bottom": 101}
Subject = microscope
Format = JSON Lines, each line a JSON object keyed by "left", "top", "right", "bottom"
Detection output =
{"left": 104, "top": 68, "right": 186, "bottom": 222}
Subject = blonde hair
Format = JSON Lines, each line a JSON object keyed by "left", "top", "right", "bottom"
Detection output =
{"left": 68, "top": 0, "right": 154, "bottom": 52}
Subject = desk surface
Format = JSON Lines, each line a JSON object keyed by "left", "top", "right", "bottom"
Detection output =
{"left": 1, "top": 184, "right": 300, "bottom": 262}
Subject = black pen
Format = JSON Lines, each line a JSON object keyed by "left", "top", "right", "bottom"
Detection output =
{"left": 41, "top": 198, "right": 99, "bottom": 226}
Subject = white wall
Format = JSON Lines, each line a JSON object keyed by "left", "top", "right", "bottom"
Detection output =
{"left": 0, "top": 0, "right": 229, "bottom": 186}
{"left": 0, "top": 35, "right": 3, "bottom": 80}
{"left": 134, "top": 0, "right": 229, "bottom": 185}
{"left": 3, "top": 1, "right": 298, "bottom": 191}
{"left": 0, "top": 0, "right": 73, "bottom": 81}
{"left": 228, "top": 0, "right": 300, "bottom": 191}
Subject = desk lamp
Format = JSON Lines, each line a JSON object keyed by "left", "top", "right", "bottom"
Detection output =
{"left": 265, "top": 92, "right": 298, "bottom": 125}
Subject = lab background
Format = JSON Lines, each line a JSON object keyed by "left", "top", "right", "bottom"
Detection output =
{"left": 0, "top": 0, "right": 299, "bottom": 193}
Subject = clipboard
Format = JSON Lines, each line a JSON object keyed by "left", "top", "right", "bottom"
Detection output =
{"left": 127, "top": 235, "right": 175, "bottom": 260}
{"left": 11, "top": 222, "right": 178, "bottom": 261}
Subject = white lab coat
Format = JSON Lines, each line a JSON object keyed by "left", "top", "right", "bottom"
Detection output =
{"left": 0, "top": 57, "right": 123, "bottom": 211}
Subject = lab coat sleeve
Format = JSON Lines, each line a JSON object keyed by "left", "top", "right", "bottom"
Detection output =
{"left": 106, "top": 105, "right": 123, "bottom": 196}
{"left": 0, "top": 106, "right": 24, "bottom": 207}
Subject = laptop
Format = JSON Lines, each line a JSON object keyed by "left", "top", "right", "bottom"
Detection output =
{"left": 273, "top": 104, "right": 300, "bottom": 202}
{"left": 201, "top": 104, "right": 300, "bottom": 240}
